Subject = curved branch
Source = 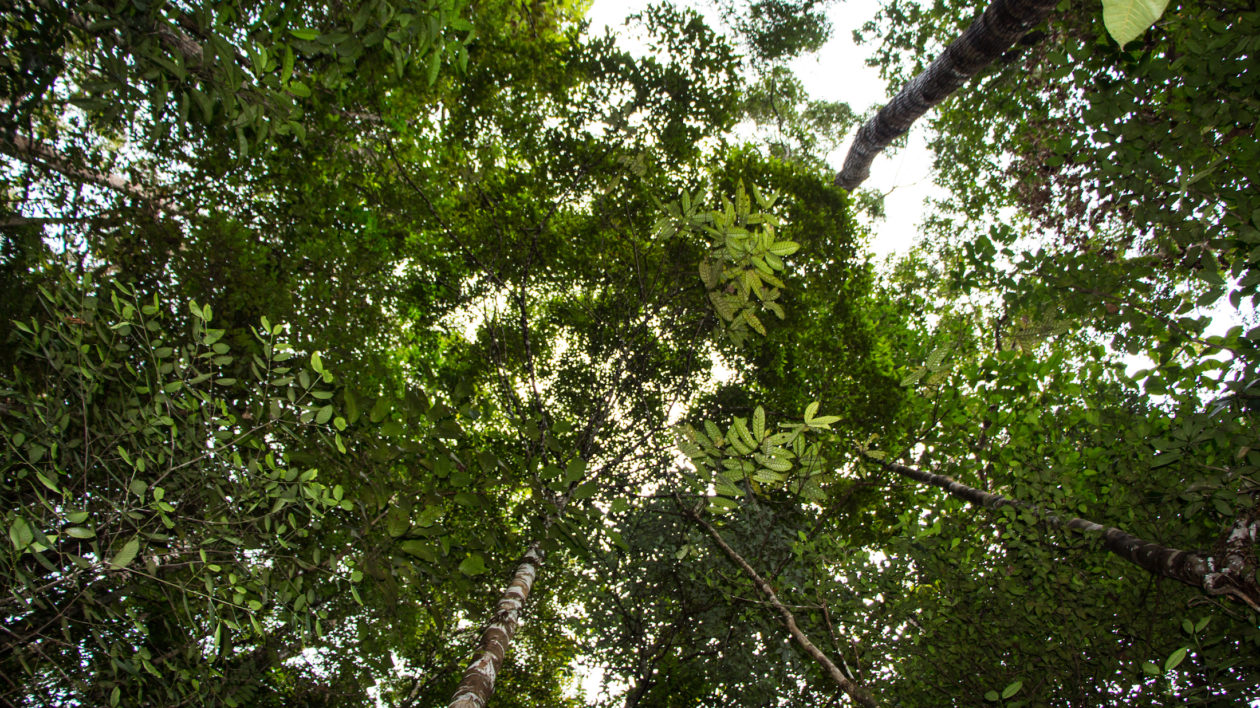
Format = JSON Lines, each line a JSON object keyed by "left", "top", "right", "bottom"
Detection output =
{"left": 880, "top": 458, "right": 1260, "bottom": 610}
{"left": 834, "top": 0, "right": 1057, "bottom": 190}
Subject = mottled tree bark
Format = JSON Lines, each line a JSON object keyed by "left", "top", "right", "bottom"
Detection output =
{"left": 448, "top": 543, "right": 545, "bottom": 708}
{"left": 834, "top": 0, "right": 1058, "bottom": 190}
{"left": 1, "top": 134, "right": 180, "bottom": 215}
{"left": 681, "top": 498, "right": 878, "bottom": 707}
{"left": 882, "top": 459, "right": 1260, "bottom": 610}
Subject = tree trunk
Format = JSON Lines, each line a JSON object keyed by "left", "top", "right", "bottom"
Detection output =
{"left": 447, "top": 479, "right": 577, "bottom": 708}
{"left": 447, "top": 543, "right": 545, "bottom": 708}
{"left": 881, "top": 459, "right": 1260, "bottom": 610}
{"left": 680, "top": 498, "right": 878, "bottom": 707}
{"left": 1, "top": 134, "right": 180, "bottom": 215}
{"left": 834, "top": 0, "right": 1058, "bottom": 190}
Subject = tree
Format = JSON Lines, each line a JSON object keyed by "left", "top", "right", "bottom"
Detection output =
{"left": 0, "top": 275, "right": 349, "bottom": 706}
{"left": 835, "top": 0, "right": 1059, "bottom": 190}
{"left": 4, "top": 0, "right": 1260, "bottom": 704}
{"left": 680, "top": 496, "right": 876, "bottom": 706}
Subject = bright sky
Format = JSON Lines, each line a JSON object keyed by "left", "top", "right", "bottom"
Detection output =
{"left": 584, "top": 0, "right": 942, "bottom": 260}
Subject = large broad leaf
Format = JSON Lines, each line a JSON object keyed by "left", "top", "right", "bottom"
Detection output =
{"left": 1102, "top": 0, "right": 1170, "bottom": 48}
{"left": 109, "top": 537, "right": 140, "bottom": 569}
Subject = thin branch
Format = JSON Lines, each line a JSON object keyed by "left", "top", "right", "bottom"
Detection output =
{"left": 678, "top": 495, "right": 877, "bottom": 707}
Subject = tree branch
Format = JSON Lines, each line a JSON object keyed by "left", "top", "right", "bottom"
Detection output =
{"left": 879, "top": 457, "right": 1260, "bottom": 610}
{"left": 677, "top": 495, "right": 878, "bottom": 707}
{"left": 835, "top": 0, "right": 1057, "bottom": 190}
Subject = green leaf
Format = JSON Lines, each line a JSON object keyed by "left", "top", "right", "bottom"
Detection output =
{"left": 698, "top": 260, "right": 718, "bottom": 289}
{"left": 344, "top": 389, "right": 361, "bottom": 424}
{"left": 1141, "top": 661, "right": 1161, "bottom": 676}
{"left": 704, "top": 420, "right": 722, "bottom": 444}
{"left": 281, "top": 46, "right": 296, "bottom": 83}
{"left": 315, "top": 404, "right": 334, "bottom": 425}
{"left": 9, "top": 517, "right": 33, "bottom": 550}
{"left": 759, "top": 455, "right": 792, "bottom": 473}
{"left": 984, "top": 691, "right": 999, "bottom": 702}
{"left": 426, "top": 47, "right": 442, "bottom": 85}
{"left": 753, "top": 406, "right": 765, "bottom": 441}
{"left": 370, "top": 397, "right": 390, "bottom": 423}
{"left": 608, "top": 528, "right": 630, "bottom": 551}
{"left": 768, "top": 240, "right": 799, "bottom": 256}
{"left": 714, "top": 475, "right": 743, "bottom": 497}
{"left": 386, "top": 508, "right": 410, "bottom": 537}
{"left": 35, "top": 470, "right": 59, "bottom": 492}
{"left": 708, "top": 290, "right": 736, "bottom": 321}
{"left": 459, "top": 553, "right": 487, "bottom": 576}
{"left": 104, "top": 536, "right": 141, "bottom": 571}
{"left": 66, "top": 526, "right": 96, "bottom": 539}
{"left": 744, "top": 309, "right": 766, "bottom": 336}
{"left": 399, "top": 540, "right": 436, "bottom": 563}
{"left": 925, "top": 346, "right": 948, "bottom": 371}
{"left": 1101, "top": 0, "right": 1170, "bottom": 48}
{"left": 289, "top": 28, "right": 319, "bottom": 40}
{"left": 1164, "top": 646, "right": 1188, "bottom": 672}
{"left": 417, "top": 505, "right": 444, "bottom": 527}
{"left": 564, "top": 458, "right": 587, "bottom": 484}
{"left": 732, "top": 417, "right": 756, "bottom": 449}
{"left": 1001, "top": 680, "right": 1022, "bottom": 699}
{"left": 804, "top": 401, "right": 820, "bottom": 424}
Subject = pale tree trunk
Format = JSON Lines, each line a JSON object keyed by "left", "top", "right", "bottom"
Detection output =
{"left": 1, "top": 134, "right": 180, "bottom": 215}
{"left": 446, "top": 486, "right": 570, "bottom": 708}
{"left": 680, "top": 497, "right": 878, "bottom": 707}
{"left": 881, "top": 459, "right": 1260, "bottom": 610}
{"left": 448, "top": 543, "right": 545, "bottom": 708}
{"left": 834, "top": 0, "right": 1058, "bottom": 190}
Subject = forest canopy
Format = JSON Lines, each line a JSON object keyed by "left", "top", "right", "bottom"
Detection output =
{"left": 1, "top": 0, "right": 1257, "bottom": 705}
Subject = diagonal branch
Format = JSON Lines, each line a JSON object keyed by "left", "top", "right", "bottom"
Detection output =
{"left": 834, "top": 0, "right": 1058, "bottom": 190}
{"left": 878, "top": 457, "right": 1260, "bottom": 610}
{"left": 448, "top": 543, "right": 546, "bottom": 708}
{"left": 1, "top": 133, "right": 181, "bottom": 215}
{"left": 678, "top": 495, "right": 878, "bottom": 707}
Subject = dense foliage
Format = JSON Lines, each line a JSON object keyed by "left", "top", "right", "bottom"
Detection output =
{"left": 2, "top": 0, "right": 1257, "bottom": 705}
